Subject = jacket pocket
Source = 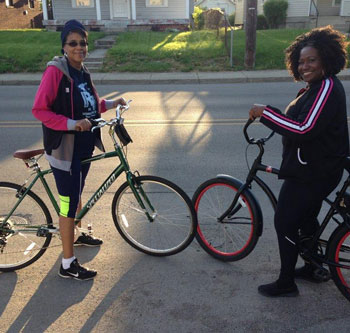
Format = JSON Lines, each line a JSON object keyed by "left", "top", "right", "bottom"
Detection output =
{"left": 297, "top": 147, "right": 308, "bottom": 165}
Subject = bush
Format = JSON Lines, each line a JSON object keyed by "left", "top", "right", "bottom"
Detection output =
{"left": 228, "top": 13, "right": 235, "bottom": 26}
{"left": 203, "top": 8, "right": 224, "bottom": 30}
{"left": 193, "top": 6, "right": 205, "bottom": 30}
{"left": 263, "top": 0, "right": 288, "bottom": 29}
{"left": 257, "top": 15, "right": 269, "bottom": 30}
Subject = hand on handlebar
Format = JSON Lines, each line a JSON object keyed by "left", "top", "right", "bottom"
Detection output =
{"left": 113, "top": 97, "right": 127, "bottom": 108}
{"left": 75, "top": 118, "right": 92, "bottom": 132}
{"left": 249, "top": 104, "right": 266, "bottom": 120}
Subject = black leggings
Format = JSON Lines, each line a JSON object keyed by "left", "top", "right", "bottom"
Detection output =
{"left": 274, "top": 171, "right": 343, "bottom": 284}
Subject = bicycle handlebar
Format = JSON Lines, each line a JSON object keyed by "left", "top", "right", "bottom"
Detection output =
{"left": 243, "top": 118, "right": 275, "bottom": 145}
{"left": 91, "top": 99, "right": 132, "bottom": 132}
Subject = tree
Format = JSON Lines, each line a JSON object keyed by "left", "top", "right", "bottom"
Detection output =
{"left": 263, "top": 0, "right": 288, "bottom": 29}
{"left": 245, "top": 0, "right": 257, "bottom": 69}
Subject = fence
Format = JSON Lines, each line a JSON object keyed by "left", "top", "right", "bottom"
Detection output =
{"left": 223, "top": 14, "right": 234, "bottom": 67}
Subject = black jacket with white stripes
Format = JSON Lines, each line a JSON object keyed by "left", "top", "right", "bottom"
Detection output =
{"left": 260, "top": 76, "right": 349, "bottom": 182}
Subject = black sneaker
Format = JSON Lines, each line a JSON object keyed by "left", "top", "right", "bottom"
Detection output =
{"left": 258, "top": 280, "right": 299, "bottom": 297}
{"left": 59, "top": 259, "right": 97, "bottom": 280}
{"left": 74, "top": 232, "right": 103, "bottom": 247}
{"left": 295, "top": 264, "right": 331, "bottom": 283}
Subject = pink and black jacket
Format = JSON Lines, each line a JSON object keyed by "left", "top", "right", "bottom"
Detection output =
{"left": 32, "top": 56, "right": 113, "bottom": 171}
{"left": 260, "top": 76, "right": 349, "bottom": 182}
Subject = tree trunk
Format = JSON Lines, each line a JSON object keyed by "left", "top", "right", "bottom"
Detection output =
{"left": 244, "top": 0, "right": 257, "bottom": 69}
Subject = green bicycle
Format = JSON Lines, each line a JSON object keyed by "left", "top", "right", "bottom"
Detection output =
{"left": 0, "top": 102, "right": 197, "bottom": 272}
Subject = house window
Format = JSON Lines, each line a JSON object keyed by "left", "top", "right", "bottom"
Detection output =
{"left": 333, "top": 0, "right": 341, "bottom": 6}
{"left": 72, "top": 0, "right": 95, "bottom": 8}
{"left": 5, "top": 0, "right": 14, "bottom": 7}
{"left": 146, "top": 0, "right": 168, "bottom": 7}
{"left": 28, "top": 0, "right": 35, "bottom": 9}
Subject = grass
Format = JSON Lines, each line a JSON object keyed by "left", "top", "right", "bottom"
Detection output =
{"left": 0, "top": 29, "right": 105, "bottom": 73}
{"left": 104, "top": 30, "right": 228, "bottom": 72}
{"left": 231, "top": 28, "right": 309, "bottom": 70}
{"left": 104, "top": 28, "right": 311, "bottom": 72}
{"left": 0, "top": 28, "right": 348, "bottom": 73}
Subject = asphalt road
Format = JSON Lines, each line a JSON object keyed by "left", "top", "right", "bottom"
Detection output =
{"left": 1, "top": 82, "right": 350, "bottom": 332}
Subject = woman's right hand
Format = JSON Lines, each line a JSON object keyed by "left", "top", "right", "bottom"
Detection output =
{"left": 249, "top": 104, "right": 266, "bottom": 120}
{"left": 74, "top": 118, "right": 91, "bottom": 132}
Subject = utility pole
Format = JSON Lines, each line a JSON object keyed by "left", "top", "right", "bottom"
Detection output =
{"left": 244, "top": 0, "right": 257, "bottom": 69}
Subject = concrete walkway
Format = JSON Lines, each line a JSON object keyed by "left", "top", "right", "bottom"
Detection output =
{"left": 1, "top": 68, "right": 350, "bottom": 85}
{"left": 84, "top": 35, "right": 117, "bottom": 72}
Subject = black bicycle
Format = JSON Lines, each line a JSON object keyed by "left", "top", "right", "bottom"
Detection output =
{"left": 193, "top": 118, "right": 350, "bottom": 301}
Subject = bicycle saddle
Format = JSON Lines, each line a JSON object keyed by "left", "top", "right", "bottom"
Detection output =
{"left": 13, "top": 149, "right": 45, "bottom": 160}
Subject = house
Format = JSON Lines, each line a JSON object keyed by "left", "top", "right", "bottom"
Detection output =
{"left": 194, "top": 0, "right": 236, "bottom": 15}
{"left": 234, "top": 0, "right": 264, "bottom": 26}
{"left": 42, "top": 0, "right": 195, "bottom": 32}
{"left": 234, "top": 0, "right": 350, "bottom": 31}
{"left": 0, "top": 0, "right": 44, "bottom": 29}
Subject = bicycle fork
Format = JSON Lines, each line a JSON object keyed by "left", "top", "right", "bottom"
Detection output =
{"left": 217, "top": 180, "right": 252, "bottom": 222}
{"left": 128, "top": 176, "right": 157, "bottom": 222}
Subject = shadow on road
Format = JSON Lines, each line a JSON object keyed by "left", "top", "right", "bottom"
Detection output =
{"left": 5, "top": 247, "right": 100, "bottom": 333}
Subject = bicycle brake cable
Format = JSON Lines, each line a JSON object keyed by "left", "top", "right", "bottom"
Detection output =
{"left": 245, "top": 143, "right": 251, "bottom": 172}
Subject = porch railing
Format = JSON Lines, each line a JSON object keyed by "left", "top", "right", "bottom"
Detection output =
{"left": 310, "top": 0, "right": 319, "bottom": 27}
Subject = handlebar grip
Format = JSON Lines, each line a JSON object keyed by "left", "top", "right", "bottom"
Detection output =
{"left": 243, "top": 118, "right": 255, "bottom": 144}
{"left": 89, "top": 119, "right": 99, "bottom": 127}
{"left": 243, "top": 118, "right": 275, "bottom": 144}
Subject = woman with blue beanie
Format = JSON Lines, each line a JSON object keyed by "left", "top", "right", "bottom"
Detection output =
{"left": 32, "top": 20, "right": 126, "bottom": 280}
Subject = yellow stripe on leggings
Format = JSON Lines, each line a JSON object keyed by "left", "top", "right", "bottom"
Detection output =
{"left": 59, "top": 195, "right": 70, "bottom": 217}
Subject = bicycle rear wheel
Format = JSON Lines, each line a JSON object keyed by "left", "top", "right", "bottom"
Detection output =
{"left": 112, "top": 175, "right": 197, "bottom": 256}
{"left": 0, "top": 182, "right": 53, "bottom": 272}
{"left": 328, "top": 224, "right": 350, "bottom": 302}
{"left": 193, "top": 177, "right": 261, "bottom": 261}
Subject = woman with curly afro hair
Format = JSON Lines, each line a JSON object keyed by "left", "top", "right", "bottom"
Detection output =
{"left": 248, "top": 26, "right": 349, "bottom": 297}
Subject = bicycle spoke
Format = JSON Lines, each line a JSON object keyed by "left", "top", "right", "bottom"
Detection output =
{"left": 112, "top": 176, "right": 196, "bottom": 256}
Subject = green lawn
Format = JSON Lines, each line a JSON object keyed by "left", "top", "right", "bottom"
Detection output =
{"left": 0, "top": 29, "right": 104, "bottom": 73}
{"left": 233, "top": 29, "right": 309, "bottom": 70}
{"left": 0, "top": 28, "right": 347, "bottom": 73}
{"left": 104, "top": 30, "right": 228, "bottom": 72}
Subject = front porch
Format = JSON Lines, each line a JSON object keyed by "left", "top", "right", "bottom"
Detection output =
{"left": 286, "top": 15, "right": 350, "bottom": 32}
{"left": 43, "top": 18, "right": 190, "bottom": 32}
{"left": 42, "top": 0, "right": 192, "bottom": 32}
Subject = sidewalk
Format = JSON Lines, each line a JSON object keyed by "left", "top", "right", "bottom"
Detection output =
{"left": 1, "top": 68, "right": 350, "bottom": 85}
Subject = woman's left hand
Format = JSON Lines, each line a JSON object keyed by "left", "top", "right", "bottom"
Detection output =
{"left": 249, "top": 104, "right": 266, "bottom": 120}
{"left": 75, "top": 118, "right": 91, "bottom": 132}
{"left": 113, "top": 97, "right": 127, "bottom": 108}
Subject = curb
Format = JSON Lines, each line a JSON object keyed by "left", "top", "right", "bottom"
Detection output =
{"left": 1, "top": 69, "right": 350, "bottom": 86}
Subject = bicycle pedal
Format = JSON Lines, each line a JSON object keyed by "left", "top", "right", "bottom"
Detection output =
{"left": 37, "top": 226, "right": 58, "bottom": 237}
{"left": 313, "top": 268, "right": 331, "bottom": 282}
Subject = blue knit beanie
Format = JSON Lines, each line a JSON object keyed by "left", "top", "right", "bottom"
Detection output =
{"left": 61, "top": 19, "right": 87, "bottom": 47}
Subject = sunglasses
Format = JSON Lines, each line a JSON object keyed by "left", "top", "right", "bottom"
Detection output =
{"left": 65, "top": 41, "right": 88, "bottom": 47}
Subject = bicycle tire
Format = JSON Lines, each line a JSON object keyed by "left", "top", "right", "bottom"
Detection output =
{"left": 328, "top": 223, "right": 350, "bottom": 302}
{"left": 0, "top": 182, "right": 53, "bottom": 272}
{"left": 111, "top": 175, "right": 197, "bottom": 256}
{"left": 192, "top": 177, "right": 262, "bottom": 262}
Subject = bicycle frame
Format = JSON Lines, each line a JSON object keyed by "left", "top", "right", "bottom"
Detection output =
{"left": 0, "top": 116, "right": 156, "bottom": 235}
{"left": 218, "top": 140, "right": 279, "bottom": 221}
{"left": 225, "top": 120, "right": 350, "bottom": 271}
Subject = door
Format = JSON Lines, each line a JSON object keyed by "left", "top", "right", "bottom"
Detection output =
{"left": 113, "top": 0, "right": 129, "bottom": 18}
{"left": 341, "top": 0, "right": 350, "bottom": 15}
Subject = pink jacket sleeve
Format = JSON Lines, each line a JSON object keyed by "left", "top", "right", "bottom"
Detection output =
{"left": 32, "top": 66, "right": 71, "bottom": 131}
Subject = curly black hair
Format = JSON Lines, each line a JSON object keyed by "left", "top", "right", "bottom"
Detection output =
{"left": 285, "top": 25, "right": 348, "bottom": 81}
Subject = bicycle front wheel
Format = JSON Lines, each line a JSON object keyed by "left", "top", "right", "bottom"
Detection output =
{"left": 112, "top": 176, "right": 197, "bottom": 256}
{"left": 193, "top": 177, "right": 261, "bottom": 262}
{"left": 0, "top": 182, "right": 53, "bottom": 272}
{"left": 328, "top": 224, "right": 350, "bottom": 302}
